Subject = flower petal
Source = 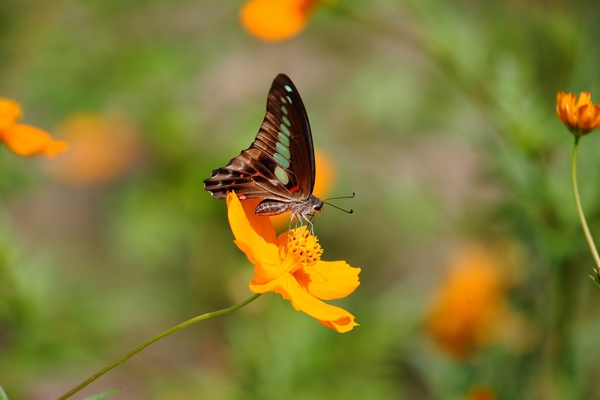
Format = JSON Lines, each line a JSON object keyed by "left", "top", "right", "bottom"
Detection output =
{"left": 227, "top": 192, "right": 283, "bottom": 281}
{"left": 240, "top": 0, "right": 316, "bottom": 42}
{"left": 239, "top": 197, "right": 277, "bottom": 245}
{"left": 580, "top": 104, "right": 600, "bottom": 133}
{"left": 3, "top": 123, "right": 67, "bottom": 157}
{"left": 0, "top": 98, "right": 21, "bottom": 132}
{"left": 555, "top": 91, "right": 570, "bottom": 123}
{"left": 296, "top": 260, "right": 360, "bottom": 300}
{"left": 283, "top": 273, "right": 358, "bottom": 333}
{"left": 578, "top": 104, "right": 595, "bottom": 132}
{"left": 564, "top": 93, "right": 577, "bottom": 128}
{"left": 575, "top": 91, "right": 591, "bottom": 108}
{"left": 249, "top": 251, "right": 299, "bottom": 290}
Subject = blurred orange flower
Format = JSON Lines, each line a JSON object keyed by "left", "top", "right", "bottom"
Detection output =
{"left": 0, "top": 98, "right": 67, "bottom": 157}
{"left": 556, "top": 91, "right": 600, "bottom": 137}
{"left": 425, "top": 243, "right": 520, "bottom": 359}
{"left": 46, "top": 114, "right": 142, "bottom": 185}
{"left": 240, "top": 0, "right": 321, "bottom": 41}
{"left": 227, "top": 191, "right": 360, "bottom": 332}
{"left": 465, "top": 386, "right": 496, "bottom": 400}
{"left": 270, "top": 148, "right": 336, "bottom": 228}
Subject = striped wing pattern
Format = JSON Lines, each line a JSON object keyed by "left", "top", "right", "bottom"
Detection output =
{"left": 204, "top": 74, "right": 316, "bottom": 207}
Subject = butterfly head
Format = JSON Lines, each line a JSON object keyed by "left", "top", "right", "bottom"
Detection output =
{"left": 288, "top": 194, "right": 323, "bottom": 217}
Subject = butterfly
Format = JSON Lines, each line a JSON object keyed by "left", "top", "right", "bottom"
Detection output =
{"left": 204, "top": 73, "right": 323, "bottom": 223}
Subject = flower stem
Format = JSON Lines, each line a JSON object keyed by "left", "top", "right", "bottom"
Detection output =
{"left": 56, "top": 293, "right": 262, "bottom": 400}
{"left": 571, "top": 137, "right": 600, "bottom": 279}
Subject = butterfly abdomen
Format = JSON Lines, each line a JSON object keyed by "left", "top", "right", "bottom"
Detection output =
{"left": 254, "top": 195, "right": 323, "bottom": 217}
{"left": 254, "top": 199, "right": 291, "bottom": 215}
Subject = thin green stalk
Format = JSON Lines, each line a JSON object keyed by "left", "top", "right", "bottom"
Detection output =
{"left": 56, "top": 293, "right": 262, "bottom": 400}
{"left": 571, "top": 137, "right": 600, "bottom": 279}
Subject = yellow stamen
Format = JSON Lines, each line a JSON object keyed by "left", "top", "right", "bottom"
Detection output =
{"left": 285, "top": 228, "right": 323, "bottom": 266}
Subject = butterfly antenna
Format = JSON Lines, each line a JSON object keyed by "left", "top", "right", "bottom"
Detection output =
{"left": 323, "top": 192, "right": 355, "bottom": 214}
{"left": 323, "top": 202, "right": 353, "bottom": 214}
{"left": 323, "top": 192, "right": 356, "bottom": 201}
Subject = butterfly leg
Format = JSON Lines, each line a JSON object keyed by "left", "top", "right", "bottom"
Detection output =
{"left": 283, "top": 215, "right": 299, "bottom": 252}
{"left": 301, "top": 213, "right": 315, "bottom": 235}
{"left": 308, "top": 213, "right": 317, "bottom": 235}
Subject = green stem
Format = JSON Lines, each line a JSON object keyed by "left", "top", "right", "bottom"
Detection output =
{"left": 571, "top": 137, "right": 600, "bottom": 278}
{"left": 56, "top": 293, "right": 262, "bottom": 400}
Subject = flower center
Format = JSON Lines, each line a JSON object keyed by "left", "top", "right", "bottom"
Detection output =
{"left": 286, "top": 228, "right": 323, "bottom": 266}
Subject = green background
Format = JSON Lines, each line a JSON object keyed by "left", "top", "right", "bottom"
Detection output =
{"left": 2, "top": 0, "right": 600, "bottom": 399}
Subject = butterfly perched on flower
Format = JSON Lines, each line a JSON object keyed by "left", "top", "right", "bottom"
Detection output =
{"left": 204, "top": 74, "right": 323, "bottom": 223}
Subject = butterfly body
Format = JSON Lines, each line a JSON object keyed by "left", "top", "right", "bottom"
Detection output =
{"left": 204, "top": 74, "right": 323, "bottom": 221}
{"left": 254, "top": 195, "right": 323, "bottom": 216}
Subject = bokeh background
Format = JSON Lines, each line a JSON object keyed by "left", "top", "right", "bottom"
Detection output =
{"left": 2, "top": 0, "right": 600, "bottom": 399}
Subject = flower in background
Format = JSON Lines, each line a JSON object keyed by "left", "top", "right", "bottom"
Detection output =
{"left": 240, "top": 0, "right": 322, "bottom": 41}
{"left": 45, "top": 113, "right": 142, "bottom": 185}
{"left": 556, "top": 91, "right": 600, "bottom": 137}
{"left": 465, "top": 386, "right": 496, "bottom": 400}
{"left": 270, "top": 148, "right": 336, "bottom": 228}
{"left": 227, "top": 191, "right": 360, "bottom": 332}
{"left": 425, "top": 243, "right": 526, "bottom": 359}
{"left": 0, "top": 97, "right": 67, "bottom": 157}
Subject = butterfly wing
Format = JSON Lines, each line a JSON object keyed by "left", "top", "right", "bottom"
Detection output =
{"left": 204, "top": 74, "right": 316, "bottom": 203}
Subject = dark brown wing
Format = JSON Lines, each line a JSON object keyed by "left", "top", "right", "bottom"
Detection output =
{"left": 204, "top": 73, "right": 316, "bottom": 202}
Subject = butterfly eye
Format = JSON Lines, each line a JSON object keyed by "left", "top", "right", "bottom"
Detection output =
{"left": 314, "top": 203, "right": 323, "bottom": 211}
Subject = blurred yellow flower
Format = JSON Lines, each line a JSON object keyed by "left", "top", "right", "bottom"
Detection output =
{"left": 556, "top": 91, "right": 600, "bottom": 137}
{"left": 270, "top": 148, "right": 336, "bottom": 228}
{"left": 227, "top": 191, "right": 360, "bottom": 332}
{"left": 46, "top": 114, "right": 142, "bottom": 185}
{"left": 0, "top": 98, "right": 67, "bottom": 157}
{"left": 425, "top": 243, "right": 520, "bottom": 359}
{"left": 240, "top": 0, "right": 321, "bottom": 41}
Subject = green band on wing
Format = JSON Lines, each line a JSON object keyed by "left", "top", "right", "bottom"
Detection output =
{"left": 282, "top": 116, "right": 291, "bottom": 127}
{"left": 275, "top": 142, "right": 291, "bottom": 160}
{"left": 278, "top": 132, "right": 290, "bottom": 146}
{"left": 274, "top": 152, "right": 290, "bottom": 168}
{"left": 280, "top": 123, "right": 290, "bottom": 136}
{"left": 274, "top": 166, "right": 289, "bottom": 185}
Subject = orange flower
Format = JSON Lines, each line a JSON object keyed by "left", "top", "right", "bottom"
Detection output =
{"left": 227, "top": 191, "right": 360, "bottom": 332}
{"left": 0, "top": 97, "right": 67, "bottom": 157}
{"left": 425, "top": 243, "right": 515, "bottom": 359}
{"left": 556, "top": 91, "right": 600, "bottom": 137}
{"left": 45, "top": 114, "right": 142, "bottom": 185}
{"left": 240, "top": 0, "right": 321, "bottom": 41}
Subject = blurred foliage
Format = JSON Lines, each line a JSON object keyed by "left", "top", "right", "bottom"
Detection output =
{"left": 2, "top": 0, "right": 600, "bottom": 399}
